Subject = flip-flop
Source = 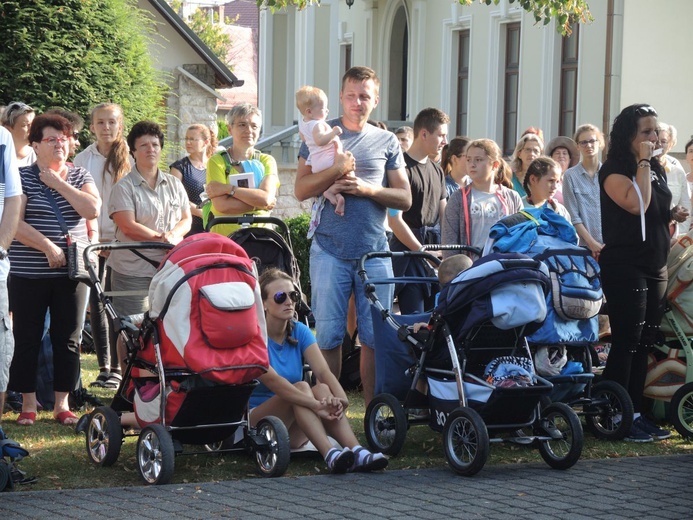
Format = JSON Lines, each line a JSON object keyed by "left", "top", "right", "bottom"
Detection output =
{"left": 90, "top": 371, "right": 110, "bottom": 388}
{"left": 102, "top": 372, "right": 122, "bottom": 389}
{"left": 55, "top": 411, "right": 79, "bottom": 426}
{"left": 16, "top": 412, "right": 36, "bottom": 426}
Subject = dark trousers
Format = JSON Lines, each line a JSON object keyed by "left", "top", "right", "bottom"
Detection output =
{"left": 600, "top": 263, "right": 667, "bottom": 413}
{"left": 89, "top": 257, "right": 117, "bottom": 372}
{"left": 8, "top": 276, "right": 87, "bottom": 393}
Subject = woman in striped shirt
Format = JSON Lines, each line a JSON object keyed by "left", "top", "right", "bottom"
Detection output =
{"left": 8, "top": 114, "right": 100, "bottom": 427}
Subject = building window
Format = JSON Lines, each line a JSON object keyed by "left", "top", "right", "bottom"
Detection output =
{"left": 456, "top": 29, "right": 470, "bottom": 136}
{"left": 344, "top": 44, "right": 352, "bottom": 76}
{"left": 559, "top": 26, "right": 579, "bottom": 137}
{"left": 502, "top": 23, "right": 520, "bottom": 156}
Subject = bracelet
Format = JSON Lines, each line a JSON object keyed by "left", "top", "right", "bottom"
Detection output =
{"left": 638, "top": 159, "right": 650, "bottom": 169}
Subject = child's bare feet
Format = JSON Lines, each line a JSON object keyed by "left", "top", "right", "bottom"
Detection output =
{"left": 334, "top": 195, "right": 345, "bottom": 216}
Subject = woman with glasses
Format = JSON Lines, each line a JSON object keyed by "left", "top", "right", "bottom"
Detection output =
{"left": 205, "top": 104, "right": 279, "bottom": 236}
{"left": 599, "top": 104, "right": 680, "bottom": 443}
{"left": 440, "top": 136, "right": 470, "bottom": 199}
{"left": 169, "top": 124, "right": 217, "bottom": 236}
{"left": 250, "top": 267, "right": 388, "bottom": 473}
{"left": 656, "top": 122, "right": 691, "bottom": 236}
{"left": 7, "top": 114, "right": 100, "bottom": 426}
{"left": 1, "top": 101, "right": 36, "bottom": 166}
{"left": 108, "top": 122, "right": 191, "bottom": 367}
{"left": 562, "top": 124, "right": 606, "bottom": 259}
{"left": 509, "top": 133, "right": 544, "bottom": 197}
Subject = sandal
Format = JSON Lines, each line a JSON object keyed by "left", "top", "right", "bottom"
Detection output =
{"left": 55, "top": 411, "right": 79, "bottom": 426}
{"left": 16, "top": 412, "right": 36, "bottom": 426}
{"left": 89, "top": 371, "right": 110, "bottom": 388}
{"left": 102, "top": 372, "right": 122, "bottom": 389}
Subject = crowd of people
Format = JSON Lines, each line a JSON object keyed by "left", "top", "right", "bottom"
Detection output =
{"left": 0, "top": 65, "right": 690, "bottom": 471}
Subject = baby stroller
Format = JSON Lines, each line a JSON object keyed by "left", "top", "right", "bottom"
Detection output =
{"left": 645, "top": 229, "right": 693, "bottom": 438}
{"left": 361, "top": 250, "right": 584, "bottom": 476}
{"left": 487, "top": 207, "right": 634, "bottom": 440}
{"left": 82, "top": 234, "right": 290, "bottom": 485}
{"left": 206, "top": 215, "right": 310, "bottom": 322}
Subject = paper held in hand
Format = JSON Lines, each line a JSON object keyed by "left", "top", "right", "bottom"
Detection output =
{"left": 228, "top": 172, "right": 255, "bottom": 189}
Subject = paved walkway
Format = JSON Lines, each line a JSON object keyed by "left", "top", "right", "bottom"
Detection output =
{"left": 2, "top": 454, "right": 692, "bottom": 519}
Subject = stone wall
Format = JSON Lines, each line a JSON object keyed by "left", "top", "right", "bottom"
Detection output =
{"left": 272, "top": 162, "right": 312, "bottom": 220}
{"left": 165, "top": 64, "right": 219, "bottom": 165}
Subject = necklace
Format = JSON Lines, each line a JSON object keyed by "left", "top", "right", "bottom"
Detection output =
{"left": 228, "top": 148, "right": 252, "bottom": 166}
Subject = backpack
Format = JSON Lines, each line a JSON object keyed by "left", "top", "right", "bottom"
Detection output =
{"left": 534, "top": 248, "right": 603, "bottom": 321}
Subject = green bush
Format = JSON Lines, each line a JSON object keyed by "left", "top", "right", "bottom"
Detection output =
{"left": 217, "top": 119, "right": 230, "bottom": 140}
{"left": 0, "top": 0, "right": 167, "bottom": 138}
{"left": 286, "top": 213, "right": 311, "bottom": 301}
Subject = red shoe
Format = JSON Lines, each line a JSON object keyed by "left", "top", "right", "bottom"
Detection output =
{"left": 16, "top": 411, "right": 36, "bottom": 426}
{"left": 54, "top": 411, "right": 79, "bottom": 426}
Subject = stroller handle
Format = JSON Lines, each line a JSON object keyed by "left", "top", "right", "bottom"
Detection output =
{"left": 83, "top": 241, "right": 174, "bottom": 286}
{"left": 419, "top": 244, "right": 482, "bottom": 256}
{"left": 205, "top": 215, "right": 290, "bottom": 236}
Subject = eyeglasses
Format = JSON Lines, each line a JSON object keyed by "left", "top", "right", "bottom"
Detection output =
{"left": 72, "top": 132, "right": 80, "bottom": 139}
{"left": 578, "top": 139, "right": 599, "bottom": 147}
{"left": 41, "top": 136, "right": 69, "bottom": 146}
{"left": 5, "top": 101, "right": 33, "bottom": 116}
{"left": 273, "top": 291, "right": 300, "bottom": 304}
{"left": 635, "top": 105, "right": 657, "bottom": 117}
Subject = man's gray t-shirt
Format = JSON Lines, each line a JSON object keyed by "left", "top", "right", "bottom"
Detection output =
{"left": 299, "top": 119, "right": 405, "bottom": 260}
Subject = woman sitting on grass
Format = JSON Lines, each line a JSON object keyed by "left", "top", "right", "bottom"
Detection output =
{"left": 251, "top": 268, "right": 388, "bottom": 474}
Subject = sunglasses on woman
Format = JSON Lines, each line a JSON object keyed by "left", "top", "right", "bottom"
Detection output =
{"left": 273, "top": 290, "right": 300, "bottom": 304}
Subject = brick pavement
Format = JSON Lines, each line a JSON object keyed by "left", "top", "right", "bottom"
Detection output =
{"left": 1, "top": 455, "right": 692, "bottom": 519}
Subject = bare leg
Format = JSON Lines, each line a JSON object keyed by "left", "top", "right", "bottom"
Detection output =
{"left": 361, "top": 344, "right": 375, "bottom": 405}
{"left": 312, "top": 383, "right": 359, "bottom": 448}
{"left": 20, "top": 392, "right": 37, "bottom": 414}
{"left": 323, "top": 188, "right": 345, "bottom": 217}
{"left": 0, "top": 392, "right": 5, "bottom": 422}
{"left": 321, "top": 346, "right": 342, "bottom": 379}
{"left": 347, "top": 293, "right": 357, "bottom": 339}
{"left": 251, "top": 381, "right": 334, "bottom": 456}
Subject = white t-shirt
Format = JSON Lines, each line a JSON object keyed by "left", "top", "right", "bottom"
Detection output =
{"left": 0, "top": 127, "right": 23, "bottom": 281}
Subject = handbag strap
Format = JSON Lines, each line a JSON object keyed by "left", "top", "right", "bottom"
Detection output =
{"left": 43, "top": 187, "right": 69, "bottom": 237}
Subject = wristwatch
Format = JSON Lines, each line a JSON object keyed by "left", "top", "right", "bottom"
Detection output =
{"left": 229, "top": 185, "right": 237, "bottom": 197}
{"left": 0, "top": 247, "right": 8, "bottom": 260}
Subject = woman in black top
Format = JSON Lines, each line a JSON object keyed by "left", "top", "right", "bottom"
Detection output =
{"left": 599, "top": 104, "right": 688, "bottom": 442}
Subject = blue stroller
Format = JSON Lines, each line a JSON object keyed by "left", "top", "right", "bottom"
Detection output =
{"left": 487, "top": 207, "right": 634, "bottom": 440}
{"left": 361, "top": 250, "right": 584, "bottom": 476}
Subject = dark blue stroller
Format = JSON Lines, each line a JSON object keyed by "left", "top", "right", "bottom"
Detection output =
{"left": 361, "top": 250, "right": 584, "bottom": 476}
{"left": 487, "top": 207, "right": 634, "bottom": 440}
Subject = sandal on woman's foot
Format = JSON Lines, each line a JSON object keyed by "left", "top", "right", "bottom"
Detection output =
{"left": 325, "top": 447, "right": 354, "bottom": 474}
{"left": 16, "top": 412, "right": 36, "bottom": 426}
{"left": 351, "top": 446, "right": 388, "bottom": 472}
{"left": 90, "top": 371, "right": 110, "bottom": 388}
{"left": 55, "top": 411, "right": 79, "bottom": 426}
{"left": 102, "top": 372, "right": 122, "bottom": 389}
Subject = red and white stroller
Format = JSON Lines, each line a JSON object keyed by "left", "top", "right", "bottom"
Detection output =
{"left": 84, "top": 234, "right": 290, "bottom": 484}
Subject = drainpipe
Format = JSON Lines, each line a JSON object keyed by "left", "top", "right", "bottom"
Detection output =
{"left": 602, "top": 0, "right": 614, "bottom": 153}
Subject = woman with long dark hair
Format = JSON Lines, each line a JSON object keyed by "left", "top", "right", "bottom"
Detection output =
{"left": 599, "top": 103, "right": 686, "bottom": 442}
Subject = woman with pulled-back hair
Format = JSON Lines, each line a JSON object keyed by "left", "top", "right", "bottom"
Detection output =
{"left": 74, "top": 103, "right": 132, "bottom": 389}
{"left": 170, "top": 124, "right": 217, "bottom": 236}
{"left": 442, "top": 138, "right": 522, "bottom": 258}
{"left": 440, "top": 136, "right": 470, "bottom": 198}
{"left": 522, "top": 156, "right": 571, "bottom": 221}
{"left": 599, "top": 103, "right": 687, "bottom": 442}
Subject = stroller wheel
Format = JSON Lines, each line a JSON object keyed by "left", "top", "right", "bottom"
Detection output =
{"left": 85, "top": 406, "right": 123, "bottom": 467}
{"left": 137, "top": 424, "right": 175, "bottom": 485}
{"left": 364, "top": 394, "right": 407, "bottom": 456}
{"left": 584, "top": 380, "right": 634, "bottom": 440}
{"left": 0, "top": 460, "right": 11, "bottom": 492}
{"left": 254, "top": 416, "right": 290, "bottom": 478}
{"left": 537, "top": 402, "right": 583, "bottom": 470}
{"left": 443, "top": 407, "right": 489, "bottom": 476}
{"left": 670, "top": 381, "right": 693, "bottom": 440}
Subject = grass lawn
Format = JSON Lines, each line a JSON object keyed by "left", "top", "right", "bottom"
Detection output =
{"left": 2, "top": 352, "right": 692, "bottom": 491}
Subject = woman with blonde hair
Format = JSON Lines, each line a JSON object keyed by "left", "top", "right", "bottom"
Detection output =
{"left": 74, "top": 103, "right": 131, "bottom": 389}
{"left": 170, "top": 124, "right": 217, "bottom": 235}
{"left": 509, "top": 133, "right": 544, "bottom": 197}
{"left": 442, "top": 138, "right": 522, "bottom": 257}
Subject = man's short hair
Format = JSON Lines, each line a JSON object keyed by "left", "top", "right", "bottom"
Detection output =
{"left": 341, "top": 66, "right": 380, "bottom": 95}
{"left": 413, "top": 108, "right": 450, "bottom": 138}
{"left": 394, "top": 126, "right": 413, "bottom": 139}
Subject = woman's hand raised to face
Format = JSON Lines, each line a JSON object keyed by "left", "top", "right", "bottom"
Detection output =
{"left": 40, "top": 166, "right": 67, "bottom": 190}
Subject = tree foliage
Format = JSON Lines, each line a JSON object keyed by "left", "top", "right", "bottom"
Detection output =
{"left": 258, "top": 0, "right": 592, "bottom": 35}
{"left": 0, "top": 0, "right": 168, "bottom": 135}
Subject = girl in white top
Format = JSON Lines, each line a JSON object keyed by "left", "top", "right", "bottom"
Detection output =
{"left": 521, "top": 156, "right": 572, "bottom": 222}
